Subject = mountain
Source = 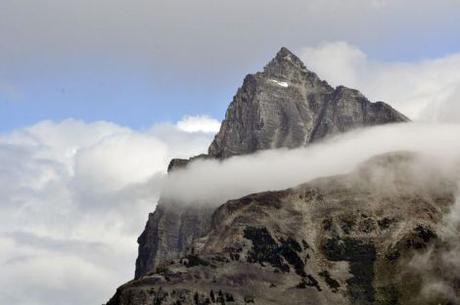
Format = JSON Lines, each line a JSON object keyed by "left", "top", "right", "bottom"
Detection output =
{"left": 208, "top": 47, "right": 407, "bottom": 159}
{"left": 134, "top": 47, "right": 408, "bottom": 280}
{"left": 108, "top": 48, "right": 420, "bottom": 305}
{"left": 108, "top": 152, "right": 456, "bottom": 305}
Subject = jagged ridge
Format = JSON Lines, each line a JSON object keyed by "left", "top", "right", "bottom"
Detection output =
{"left": 208, "top": 47, "right": 408, "bottom": 158}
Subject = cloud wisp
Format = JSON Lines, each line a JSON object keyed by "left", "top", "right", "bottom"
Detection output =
{"left": 162, "top": 123, "right": 460, "bottom": 205}
{"left": 177, "top": 115, "right": 221, "bottom": 133}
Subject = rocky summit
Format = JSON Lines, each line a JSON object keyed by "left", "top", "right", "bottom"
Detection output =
{"left": 105, "top": 48, "right": 459, "bottom": 305}
{"left": 208, "top": 47, "right": 408, "bottom": 159}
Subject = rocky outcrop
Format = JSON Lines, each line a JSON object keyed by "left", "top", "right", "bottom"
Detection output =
{"left": 167, "top": 154, "right": 210, "bottom": 173}
{"left": 133, "top": 47, "right": 409, "bottom": 279}
{"left": 108, "top": 152, "right": 458, "bottom": 305}
{"left": 309, "top": 86, "right": 409, "bottom": 142}
{"left": 135, "top": 203, "right": 215, "bottom": 279}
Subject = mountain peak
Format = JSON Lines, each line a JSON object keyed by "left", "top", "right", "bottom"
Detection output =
{"left": 275, "top": 47, "right": 297, "bottom": 59}
{"left": 208, "top": 47, "right": 408, "bottom": 159}
{"left": 264, "top": 47, "right": 307, "bottom": 75}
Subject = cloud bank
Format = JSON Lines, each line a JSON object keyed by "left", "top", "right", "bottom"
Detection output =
{"left": 162, "top": 123, "right": 460, "bottom": 205}
{"left": 0, "top": 116, "right": 216, "bottom": 305}
{"left": 2, "top": 0, "right": 459, "bottom": 75}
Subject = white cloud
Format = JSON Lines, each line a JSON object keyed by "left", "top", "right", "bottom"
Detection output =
{"left": 0, "top": 118, "right": 216, "bottom": 305}
{"left": 74, "top": 133, "right": 168, "bottom": 193}
{"left": 0, "top": 236, "right": 114, "bottom": 305}
{"left": 299, "top": 41, "right": 460, "bottom": 122}
{"left": 162, "top": 123, "right": 460, "bottom": 205}
{"left": 1, "top": 0, "right": 459, "bottom": 77}
{"left": 176, "top": 115, "right": 221, "bottom": 133}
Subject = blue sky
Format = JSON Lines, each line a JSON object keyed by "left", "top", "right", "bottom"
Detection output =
{"left": 1, "top": 65, "right": 233, "bottom": 130}
{"left": 1, "top": 0, "right": 460, "bottom": 131}
{"left": 1, "top": 57, "right": 236, "bottom": 130}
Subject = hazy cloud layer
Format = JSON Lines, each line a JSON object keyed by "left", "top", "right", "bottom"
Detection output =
{"left": 2, "top": 0, "right": 458, "bottom": 71}
{"left": 162, "top": 123, "right": 460, "bottom": 205}
{"left": 300, "top": 41, "right": 460, "bottom": 122}
{"left": 0, "top": 117, "right": 215, "bottom": 305}
{"left": 406, "top": 194, "right": 460, "bottom": 303}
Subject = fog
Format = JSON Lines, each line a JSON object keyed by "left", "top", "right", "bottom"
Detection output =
{"left": 407, "top": 192, "right": 460, "bottom": 304}
{"left": 160, "top": 121, "right": 460, "bottom": 302}
{"left": 162, "top": 122, "right": 460, "bottom": 205}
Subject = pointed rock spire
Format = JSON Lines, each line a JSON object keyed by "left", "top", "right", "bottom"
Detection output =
{"left": 208, "top": 47, "right": 408, "bottom": 159}
{"left": 274, "top": 47, "right": 305, "bottom": 65}
{"left": 264, "top": 47, "right": 308, "bottom": 76}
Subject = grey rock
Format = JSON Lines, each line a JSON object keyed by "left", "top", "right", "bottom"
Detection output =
{"left": 135, "top": 202, "right": 215, "bottom": 279}
{"left": 133, "top": 47, "right": 409, "bottom": 279}
{"left": 167, "top": 154, "right": 209, "bottom": 173}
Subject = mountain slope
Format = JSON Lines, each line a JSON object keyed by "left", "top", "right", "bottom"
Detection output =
{"left": 108, "top": 152, "right": 457, "bottom": 305}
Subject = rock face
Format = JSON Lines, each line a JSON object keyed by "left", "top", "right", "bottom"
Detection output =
{"left": 208, "top": 47, "right": 407, "bottom": 158}
{"left": 108, "top": 152, "right": 458, "bottom": 305}
{"left": 135, "top": 203, "right": 215, "bottom": 279}
{"left": 133, "top": 48, "right": 409, "bottom": 280}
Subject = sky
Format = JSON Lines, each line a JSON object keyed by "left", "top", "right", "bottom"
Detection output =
{"left": 1, "top": 1, "right": 460, "bottom": 305}
{"left": 1, "top": 0, "right": 460, "bottom": 131}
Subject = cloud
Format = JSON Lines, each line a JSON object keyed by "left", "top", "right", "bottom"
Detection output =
{"left": 177, "top": 115, "right": 221, "bottom": 133}
{"left": 2, "top": 1, "right": 458, "bottom": 61}
{"left": 404, "top": 194, "right": 460, "bottom": 303}
{"left": 0, "top": 235, "right": 114, "bottom": 305}
{"left": 1, "top": 0, "right": 459, "bottom": 88}
{"left": 0, "top": 118, "right": 216, "bottom": 305}
{"left": 162, "top": 123, "right": 460, "bottom": 205}
{"left": 299, "top": 41, "right": 460, "bottom": 122}
{"left": 74, "top": 133, "right": 168, "bottom": 193}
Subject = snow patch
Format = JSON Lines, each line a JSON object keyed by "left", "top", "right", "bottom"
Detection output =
{"left": 270, "top": 79, "right": 289, "bottom": 88}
